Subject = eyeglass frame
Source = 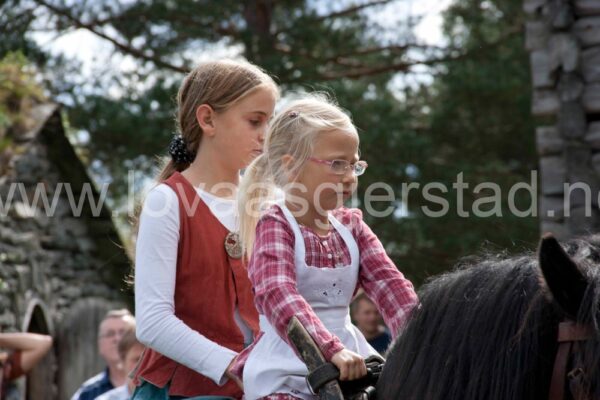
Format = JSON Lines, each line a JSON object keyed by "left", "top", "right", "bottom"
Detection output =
{"left": 308, "top": 157, "right": 368, "bottom": 176}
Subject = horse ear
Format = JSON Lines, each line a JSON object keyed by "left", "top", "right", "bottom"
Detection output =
{"left": 538, "top": 233, "right": 588, "bottom": 318}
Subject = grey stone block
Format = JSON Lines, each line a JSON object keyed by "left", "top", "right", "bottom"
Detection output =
{"left": 524, "top": 0, "right": 547, "bottom": 15}
{"left": 540, "top": 155, "right": 567, "bottom": 195}
{"left": 558, "top": 101, "right": 587, "bottom": 139}
{"left": 574, "top": 1, "right": 600, "bottom": 17}
{"left": 548, "top": 33, "right": 579, "bottom": 72}
{"left": 558, "top": 73, "right": 584, "bottom": 101}
{"left": 533, "top": 89, "right": 560, "bottom": 116}
{"left": 550, "top": 0, "right": 574, "bottom": 28}
{"left": 536, "top": 126, "right": 564, "bottom": 155}
{"left": 566, "top": 206, "right": 600, "bottom": 235}
{"left": 585, "top": 122, "right": 600, "bottom": 149}
{"left": 581, "top": 46, "right": 600, "bottom": 83}
{"left": 582, "top": 83, "right": 600, "bottom": 112}
{"left": 530, "top": 50, "right": 554, "bottom": 88}
{"left": 573, "top": 17, "right": 600, "bottom": 47}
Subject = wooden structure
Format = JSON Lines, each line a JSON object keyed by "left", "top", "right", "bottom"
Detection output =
{"left": 0, "top": 103, "right": 132, "bottom": 399}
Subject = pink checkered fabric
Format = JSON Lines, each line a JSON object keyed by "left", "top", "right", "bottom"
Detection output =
{"left": 230, "top": 205, "right": 418, "bottom": 379}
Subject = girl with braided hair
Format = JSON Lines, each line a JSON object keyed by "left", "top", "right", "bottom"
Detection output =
{"left": 132, "top": 59, "right": 278, "bottom": 400}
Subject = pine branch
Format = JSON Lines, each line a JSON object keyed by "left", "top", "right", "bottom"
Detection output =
{"left": 317, "top": 24, "right": 523, "bottom": 80}
{"left": 314, "top": 0, "right": 393, "bottom": 22}
{"left": 274, "top": 42, "right": 454, "bottom": 74}
{"left": 89, "top": 12, "right": 240, "bottom": 39}
{"left": 317, "top": 55, "right": 452, "bottom": 80}
{"left": 32, "top": 0, "right": 523, "bottom": 83}
{"left": 273, "top": 0, "right": 393, "bottom": 36}
{"left": 325, "top": 44, "right": 414, "bottom": 59}
{"left": 275, "top": 42, "right": 443, "bottom": 61}
{"left": 88, "top": 12, "right": 142, "bottom": 27}
{"left": 329, "top": 43, "right": 449, "bottom": 59}
{"left": 32, "top": 0, "right": 189, "bottom": 73}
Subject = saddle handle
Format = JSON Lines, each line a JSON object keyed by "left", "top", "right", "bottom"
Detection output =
{"left": 287, "top": 316, "right": 344, "bottom": 400}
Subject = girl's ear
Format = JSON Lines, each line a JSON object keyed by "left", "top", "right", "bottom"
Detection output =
{"left": 538, "top": 233, "right": 588, "bottom": 318}
{"left": 196, "top": 104, "right": 216, "bottom": 136}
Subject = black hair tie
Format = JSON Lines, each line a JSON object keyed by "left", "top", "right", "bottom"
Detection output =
{"left": 168, "top": 135, "right": 196, "bottom": 164}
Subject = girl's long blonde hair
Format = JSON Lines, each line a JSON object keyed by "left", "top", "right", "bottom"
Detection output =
{"left": 238, "top": 93, "right": 357, "bottom": 257}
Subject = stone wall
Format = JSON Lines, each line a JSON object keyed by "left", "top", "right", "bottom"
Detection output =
{"left": 525, "top": 0, "right": 600, "bottom": 238}
{"left": 0, "top": 104, "right": 132, "bottom": 399}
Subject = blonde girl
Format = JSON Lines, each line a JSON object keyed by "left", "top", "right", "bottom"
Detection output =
{"left": 232, "top": 94, "right": 418, "bottom": 399}
{"left": 132, "top": 59, "right": 278, "bottom": 400}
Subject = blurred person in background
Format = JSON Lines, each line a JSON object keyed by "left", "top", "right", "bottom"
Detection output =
{"left": 97, "top": 327, "right": 145, "bottom": 400}
{"left": 71, "top": 309, "right": 135, "bottom": 400}
{"left": 351, "top": 292, "right": 392, "bottom": 355}
{"left": 0, "top": 331, "right": 53, "bottom": 400}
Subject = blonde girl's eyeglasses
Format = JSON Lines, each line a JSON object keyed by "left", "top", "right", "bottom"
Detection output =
{"left": 308, "top": 157, "right": 368, "bottom": 176}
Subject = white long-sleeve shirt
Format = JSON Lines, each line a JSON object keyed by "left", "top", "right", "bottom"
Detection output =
{"left": 135, "top": 183, "right": 252, "bottom": 385}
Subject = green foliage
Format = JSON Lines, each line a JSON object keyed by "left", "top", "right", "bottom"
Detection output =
{"left": 0, "top": 0, "right": 48, "bottom": 64}
{"left": 0, "top": 51, "right": 46, "bottom": 136}
{"left": 6, "top": 0, "right": 538, "bottom": 285}
{"left": 392, "top": 0, "right": 538, "bottom": 283}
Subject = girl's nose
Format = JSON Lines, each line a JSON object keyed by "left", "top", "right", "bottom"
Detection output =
{"left": 258, "top": 125, "right": 267, "bottom": 143}
{"left": 342, "top": 169, "right": 358, "bottom": 184}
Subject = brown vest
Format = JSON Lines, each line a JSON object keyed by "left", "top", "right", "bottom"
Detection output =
{"left": 134, "top": 172, "right": 259, "bottom": 398}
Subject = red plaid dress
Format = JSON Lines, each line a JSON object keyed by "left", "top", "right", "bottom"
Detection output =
{"left": 232, "top": 205, "right": 418, "bottom": 398}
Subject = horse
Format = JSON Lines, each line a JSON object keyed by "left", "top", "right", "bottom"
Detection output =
{"left": 377, "top": 233, "right": 600, "bottom": 400}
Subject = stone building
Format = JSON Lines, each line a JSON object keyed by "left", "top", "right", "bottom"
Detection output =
{"left": 0, "top": 103, "right": 132, "bottom": 399}
{"left": 525, "top": 0, "right": 600, "bottom": 237}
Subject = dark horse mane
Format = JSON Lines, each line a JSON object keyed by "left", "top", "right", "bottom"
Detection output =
{"left": 378, "top": 234, "right": 600, "bottom": 400}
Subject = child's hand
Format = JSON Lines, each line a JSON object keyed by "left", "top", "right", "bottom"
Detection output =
{"left": 331, "top": 349, "right": 367, "bottom": 381}
{"left": 225, "top": 357, "right": 244, "bottom": 390}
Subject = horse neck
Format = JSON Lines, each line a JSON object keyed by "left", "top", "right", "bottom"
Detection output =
{"left": 377, "top": 268, "right": 560, "bottom": 400}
